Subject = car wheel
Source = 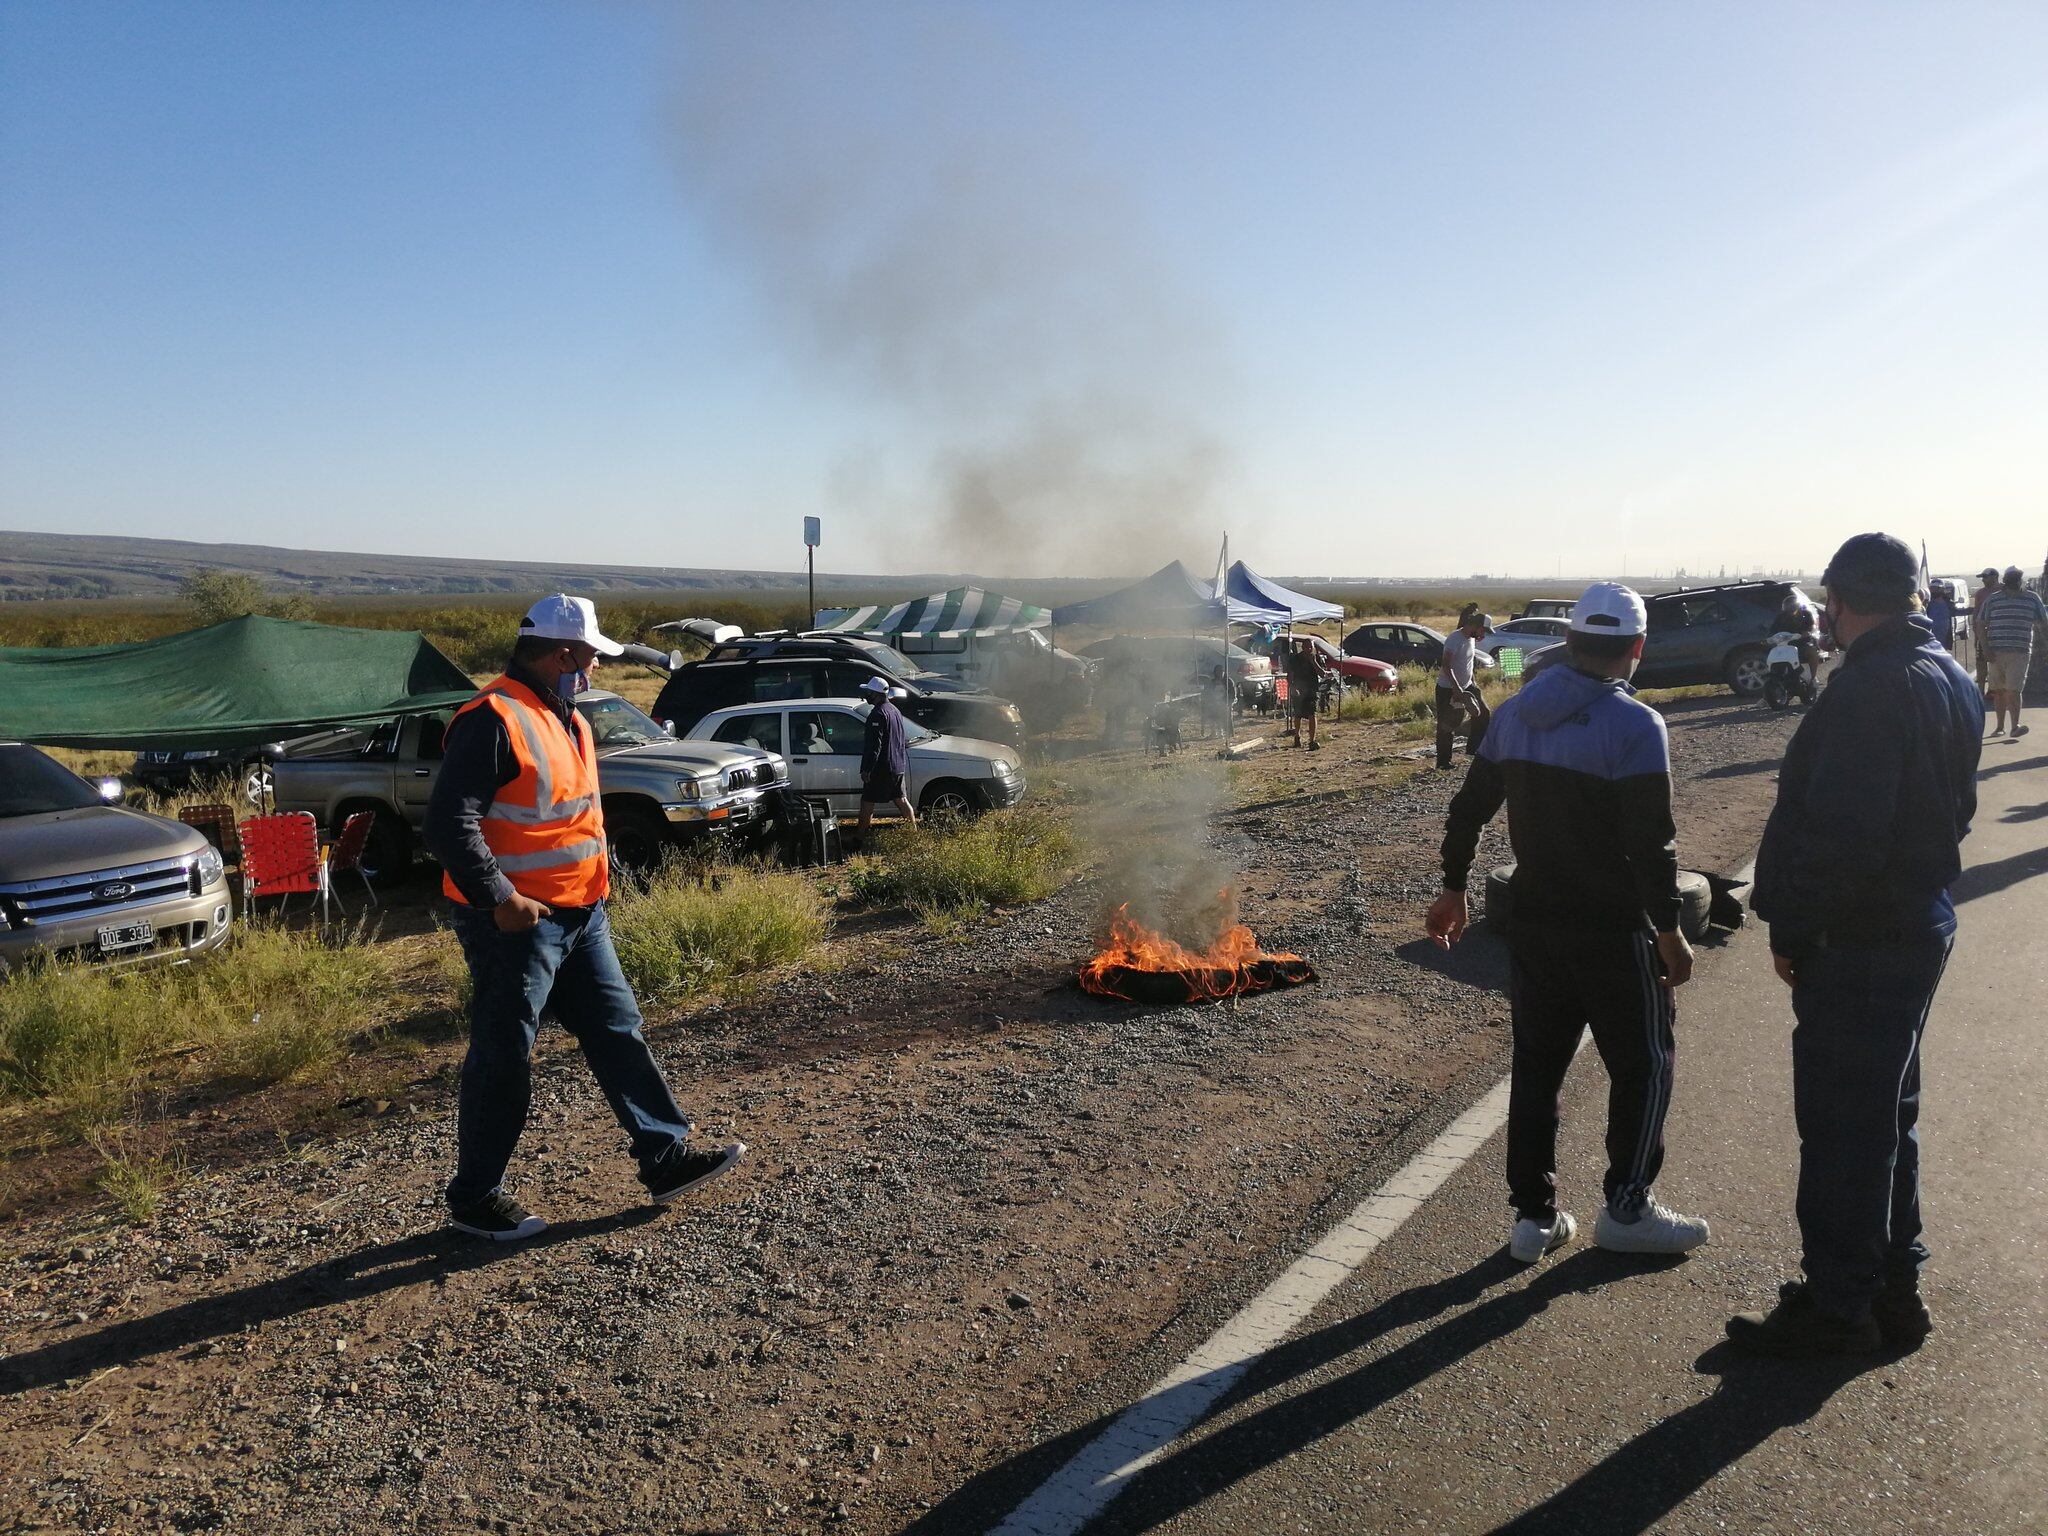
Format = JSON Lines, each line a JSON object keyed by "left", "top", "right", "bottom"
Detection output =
{"left": 242, "top": 759, "right": 274, "bottom": 809}
{"left": 920, "top": 780, "right": 978, "bottom": 819}
{"left": 1726, "top": 647, "right": 1770, "bottom": 696}
{"left": 604, "top": 799, "right": 671, "bottom": 872}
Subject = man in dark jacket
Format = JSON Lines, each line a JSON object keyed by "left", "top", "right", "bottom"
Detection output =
{"left": 1729, "top": 534, "right": 1982, "bottom": 1355}
{"left": 1428, "top": 582, "right": 1710, "bottom": 1266}
{"left": 854, "top": 675, "right": 916, "bottom": 837}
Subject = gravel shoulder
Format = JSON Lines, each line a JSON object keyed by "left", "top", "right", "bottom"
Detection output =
{"left": 0, "top": 695, "right": 1799, "bottom": 1536}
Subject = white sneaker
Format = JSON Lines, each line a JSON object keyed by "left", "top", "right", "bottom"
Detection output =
{"left": 1508, "top": 1210, "right": 1576, "bottom": 1264}
{"left": 1594, "top": 1197, "right": 1709, "bottom": 1254}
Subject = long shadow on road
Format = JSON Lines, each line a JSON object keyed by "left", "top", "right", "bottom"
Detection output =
{"left": 905, "top": 1249, "right": 1681, "bottom": 1536}
{"left": 0, "top": 1207, "right": 661, "bottom": 1396}
{"left": 1952, "top": 841, "right": 2048, "bottom": 905}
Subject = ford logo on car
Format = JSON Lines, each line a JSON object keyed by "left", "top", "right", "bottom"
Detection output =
{"left": 95, "top": 881, "right": 135, "bottom": 901}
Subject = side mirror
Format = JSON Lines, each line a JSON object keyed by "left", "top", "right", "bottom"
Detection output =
{"left": 667, "top": 650, "right": 685, "bottom": 673}
{"left": 97, "top": 777, "right": 124, "bottom": 803}
{"left": 662, "top": 720, "right": 676, "bottom": 737}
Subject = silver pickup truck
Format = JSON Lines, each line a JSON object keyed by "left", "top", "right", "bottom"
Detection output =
{"left": 270, "top": 689, "right": 788, "bottom": 872}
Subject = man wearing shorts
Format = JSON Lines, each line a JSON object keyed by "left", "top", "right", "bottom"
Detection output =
{"left": 854, "top": 676, "right": 917, "bottom": 836}
{"left": 1977, "top": 566, "right": 2046, "bottom": 738}
{"left": 1285, "top": 638, "right": 1322, "bottom": 750}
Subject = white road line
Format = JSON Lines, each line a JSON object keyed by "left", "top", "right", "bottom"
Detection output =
{"left": 990, "top": 1073, "right": 1515, "bottom": 1536}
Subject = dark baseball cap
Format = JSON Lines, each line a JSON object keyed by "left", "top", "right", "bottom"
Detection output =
{"left": 1821, "top": 533, "right": 1918, "bottom": 600}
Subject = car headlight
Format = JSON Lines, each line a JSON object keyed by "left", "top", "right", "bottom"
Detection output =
{"left": 675, "top": 777, "right": 705, "bottom": 801}
{"left": 195, "top": 847, "right": 225, "bottom": 888}
{"left": 991, "top": 759, "right": 1013, "bottom": 777}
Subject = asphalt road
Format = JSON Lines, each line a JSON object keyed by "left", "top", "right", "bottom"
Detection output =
{"left": 1006, "top": 744, "right": 2048, "bottom": 1536}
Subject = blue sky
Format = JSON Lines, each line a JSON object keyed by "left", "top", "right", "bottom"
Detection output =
{"left": 3, "top": 1, "right": 2044, "bottom": 580}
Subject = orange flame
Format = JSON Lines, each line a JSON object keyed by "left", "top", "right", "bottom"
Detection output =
{"left": 1078, "top": 902, "right": 1312, "bottom": 1002}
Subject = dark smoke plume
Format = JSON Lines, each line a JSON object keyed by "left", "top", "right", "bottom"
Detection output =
{"left": 666, "top": 3, "right": 1234, "bottom": 574}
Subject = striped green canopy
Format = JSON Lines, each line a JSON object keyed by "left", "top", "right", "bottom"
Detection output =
{"left": 812, "top": 586, "right": 1051, "bottom": 638}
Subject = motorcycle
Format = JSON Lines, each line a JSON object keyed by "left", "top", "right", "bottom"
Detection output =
{"left": 1763, "top": 630, "right": 1823, "bottom": 709}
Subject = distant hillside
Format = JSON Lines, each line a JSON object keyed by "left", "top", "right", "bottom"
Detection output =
{"left": 0, "top": 530, "right": 965, "bottom": 602}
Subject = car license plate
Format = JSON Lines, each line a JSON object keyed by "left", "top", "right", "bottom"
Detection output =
{"left": 96, "top": 920, "right": 155, "bottom": 954}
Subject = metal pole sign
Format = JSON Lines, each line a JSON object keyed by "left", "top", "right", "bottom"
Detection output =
{"left": 803, "top": 518, "right": 820, "bottom": 632}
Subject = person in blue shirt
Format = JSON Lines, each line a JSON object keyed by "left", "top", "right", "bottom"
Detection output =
{"left": 1729, "top": 533, "right": 1983, "bottom": 1356}
{"left": 854, "top": 676, "right": 917, "bottom": 839}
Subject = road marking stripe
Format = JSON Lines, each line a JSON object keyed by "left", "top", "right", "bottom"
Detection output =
{"left": 990, "top": 1073, "right": 1515, "bottom": 1536}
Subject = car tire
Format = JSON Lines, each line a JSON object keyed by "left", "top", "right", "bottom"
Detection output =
{"left": 1726, "top": 646, "right": 1770, "bottom": 697}
{"left": 1484, "top": 863, "right": 1713, "bottom": 943}
{"left": 604, "top": 799, "right": 671, "bottom": 872}
{"left": 919, "top": 780, "right": 979, "bottom": 819}
{"left": 242, "top": 758, "right": 275, "bottom": 810}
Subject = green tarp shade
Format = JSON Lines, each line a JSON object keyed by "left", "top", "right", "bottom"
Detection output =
{"left": 0, "top": 615, "right": 478, "bottom": 749}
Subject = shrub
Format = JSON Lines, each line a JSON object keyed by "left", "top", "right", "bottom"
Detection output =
{"left": 0, "top": 963, "right": 170, "bottom": 1106}
{"left": 609, "top": 864, "right": 828, "bottom": 1000}
{"left": 846, "top": 809, "right": 1077, "bottom": 918}
{"left": 89, "top": 1132, "right": 184, "bottom": 1223}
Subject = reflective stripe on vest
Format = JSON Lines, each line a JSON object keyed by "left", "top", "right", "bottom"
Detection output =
{"left": 441, "top": 676, "right": 609, "bottom": 907}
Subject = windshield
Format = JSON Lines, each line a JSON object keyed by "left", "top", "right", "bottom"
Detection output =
{"left": 859, "top": 703, "right": 936, "bottom": 744}
{"left": 0, "top": 744, "right": 104, "bottom": 817}
{"left": 848, "top": 639, "right": 942, "bottom": 682}
{"left": 576, "top": 695, "right": 669, "bottom": 749}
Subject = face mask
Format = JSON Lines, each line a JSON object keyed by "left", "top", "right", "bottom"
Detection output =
{"left": 556, "top": 669, "right": 587, "bottom": 700}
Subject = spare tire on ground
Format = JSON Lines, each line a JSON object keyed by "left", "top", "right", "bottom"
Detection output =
{"left": 1483, "top": 864, "right": 1713, "bottom": 943}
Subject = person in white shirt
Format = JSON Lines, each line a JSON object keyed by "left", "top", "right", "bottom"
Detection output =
{"left": 1436, "top": 609, "right": 1495, "bottom": 769}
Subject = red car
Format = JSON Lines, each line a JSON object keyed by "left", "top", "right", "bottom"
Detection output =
{"left": 1278, "top": 635, "right": 1398, "bottom": 694}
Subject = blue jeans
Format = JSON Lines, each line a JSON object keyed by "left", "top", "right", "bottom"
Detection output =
{"left": 446, "top": 901, "right": 690, "bottom": 1210}
{"left": 1790, "top": 930, "right": 1953, "bottom": 1318}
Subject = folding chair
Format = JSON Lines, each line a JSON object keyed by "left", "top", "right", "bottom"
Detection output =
{"left": 178, "top": 804, "right": 242, "bottom": 867}
{"left": 322, "top": 810, "right": 380, "bottom": 912}
{"left": 237, "top": 812, "right": 324, "bottom": 920}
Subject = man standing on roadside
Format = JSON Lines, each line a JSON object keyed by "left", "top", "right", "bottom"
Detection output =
{"left": 1428, "top": 582, "right": 1710, "bottom": 1265}
{"left": 1977, "top": 565, "right": 2046, "bottom": 738}
{"left": 1729, "top": 535, "right": 1980, "bottom": 1355}
{"left": 854, "top": 675, "right": 917, "bottom": 836}
{"left": 1435, "top": 609, "right": 1494, "bottom": 770}
{"left": 1970, "top": 566, "right": 2001, "bottom": 693}
{"left": 425, "top": 595, "right": 746, "bottom": 1241}
{"left": 1285, "top": 638, "right": 1323, "bottom": 750}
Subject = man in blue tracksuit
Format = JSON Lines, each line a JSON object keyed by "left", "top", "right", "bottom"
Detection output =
{"left": 1729, "top": 534, "right": 1982, "bottom": 1354}
{"left": 1430, "top": 582, "right": 1711, "bottom": 1265}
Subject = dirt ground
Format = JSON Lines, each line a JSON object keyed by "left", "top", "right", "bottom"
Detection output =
{"left": 0, "top": 691, "right": 1799, "bottom": 1536}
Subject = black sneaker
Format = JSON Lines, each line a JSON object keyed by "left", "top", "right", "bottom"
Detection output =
{"left": 1780, "top": 1278, "right": 1932, "bottom": 1349}
{"left": 448, "top": 1191, "right": 548, "bottom": 1242}
{"left": 1728, "top": 1282, "right": 1881, "bottom": 1355}
{"left": 644, "top": 1143, "right": 747, "bottom": 1205}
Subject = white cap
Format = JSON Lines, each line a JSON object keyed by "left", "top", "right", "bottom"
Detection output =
{"left": 857, "top": 676, "right": 891, "bottom": 696}
{"left": 1569, "top": 581, "right": 1648, "bottom": 638}
{"left": 520, "top": 594, "right": 623, "bottom": 656}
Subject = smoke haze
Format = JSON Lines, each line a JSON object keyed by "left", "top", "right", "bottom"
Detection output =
{"left": 666, "top": 4, "right": 1234, "bottom": 575}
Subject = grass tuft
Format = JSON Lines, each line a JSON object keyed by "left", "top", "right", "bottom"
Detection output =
{"left": 610, "top": 863, "right": 829, "bottom": 1000}
{"left": 89, "top": 1131, "right": 184, "bottom": 1223}
{"left": 845, "top": 809, "right": 1078, "bottom": 921}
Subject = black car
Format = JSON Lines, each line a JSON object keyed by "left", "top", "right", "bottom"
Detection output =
{"left": 652, "top": 656, "right": 1026, "bottom": 748}
{"left": 1340, "top": 621, "right": 1446, "bottom": 671}
{"left": 130, "top": 729, "right": 356, "bottom": 807}
{"left": 702, "top": 634, "right": 988, "bottom": 696}
{"left": 1638, "top": 581, "right": 1816, "bottom": 696}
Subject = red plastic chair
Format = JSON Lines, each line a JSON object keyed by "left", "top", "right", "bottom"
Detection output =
{"left": 238, "top": 812, "right": 323, "bottom": 918}
{"left": 323, "top": 810, "right": 379, "bottom": 912}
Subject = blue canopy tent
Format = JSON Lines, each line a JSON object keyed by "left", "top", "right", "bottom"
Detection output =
{"left": 1222, "top": 561, "right": 1343, "bottom": 624}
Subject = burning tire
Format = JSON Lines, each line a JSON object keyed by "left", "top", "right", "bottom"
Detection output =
{"left": 1077, "top": 904, "right": 1317, "bottom": 1005}
{"left": 1484, "top": 863, "right": 1714, "bottom": 942}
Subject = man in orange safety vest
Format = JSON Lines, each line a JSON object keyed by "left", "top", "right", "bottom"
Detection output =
{"left": 424, "top": 595, "right": 745, "bottom": 1240}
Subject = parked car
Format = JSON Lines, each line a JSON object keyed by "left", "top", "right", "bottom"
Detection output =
{"left": 690, "top": 699, "right": 1025, "bottom": 816}
{"left": 1516, "top": 598, "right": 1577, "bottom": 621}
{"left": 702, "top": 634, "right": 987, "bottom": 695}
{"left": 1076, "top": 635, "right": 1275, "bottom": 707}
{"left": 131, "top": 727, "right": 360, "bottom": 808}
{"left": 1477, "top": 616, "right": 1573, "bottom": 661}
{"left": 269, "top": 690, "right": 788, "bottom": 871}
{"left": 653, "top": 654, "right": 1026, "bottom": 748}
{"left": 1341, "top": 621, "right": 1447, "bottom": 671}
{"left": 880, "top": 628, "right": 1091, "bottom": 724}
{"left": 1288, "top": 635, "right": 1398, "bottom": 693}
{"left": 1638, "top": 581, "right": 1818, "bottom": 695}
{"left": 1, "top": 742, "right": 234, "bottom": 973}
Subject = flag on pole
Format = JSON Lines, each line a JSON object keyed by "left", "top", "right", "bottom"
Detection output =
{"left": 1212, "top": 533, "right": 1229, "bottom": 595}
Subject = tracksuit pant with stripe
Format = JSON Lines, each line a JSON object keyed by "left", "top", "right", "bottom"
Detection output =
{"left": 1505, "top": 922, "right": 1674, "bottom": 1223}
